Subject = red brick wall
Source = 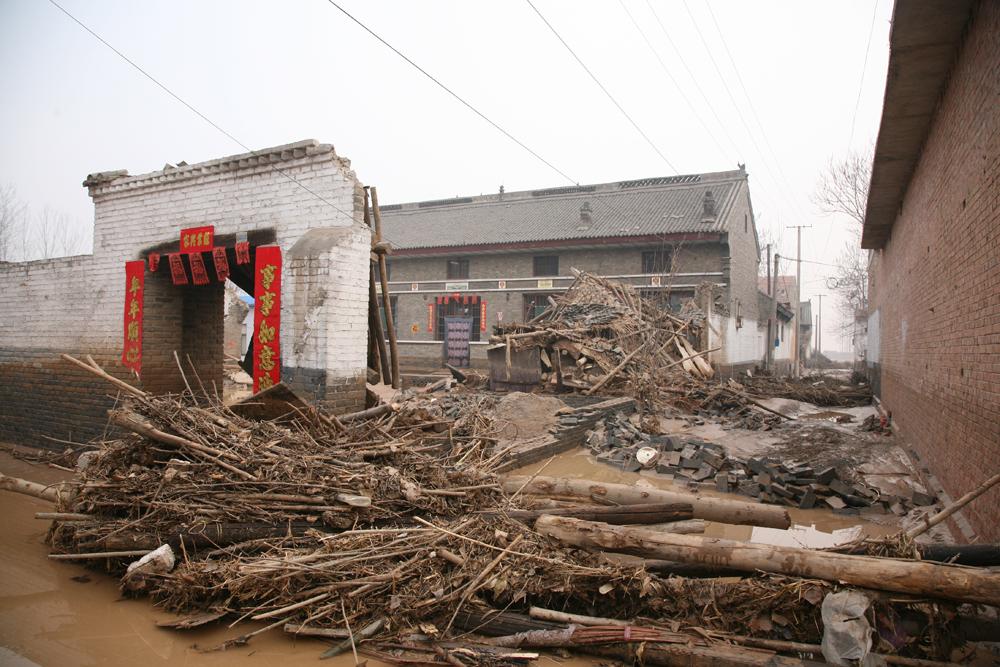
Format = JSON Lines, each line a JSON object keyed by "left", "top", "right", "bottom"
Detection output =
{"left": 869, "top": 1, "right": 1000, "bottom": 540}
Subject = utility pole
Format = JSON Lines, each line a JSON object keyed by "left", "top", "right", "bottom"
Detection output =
{"left": 765, "top": 243, "right": 772, "bottom": 370}
{"left": 772, "top": 252, "right": 780, "bottom": 372}
{"left": 817, "top": 294, "right": 824, "bottom": 357}
{"left": 786, "top": 225, "right": 811, "bottom": 378}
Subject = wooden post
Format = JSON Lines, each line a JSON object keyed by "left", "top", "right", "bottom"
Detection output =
{"left": 502, "top": 476, "right": 790, "bottom": 529}
{"left": 363, "top": 189, "right": 391, "bottom": 385}
{"left": 370, "top": 187, "right": 400, "bottom": 389}
{"left": 535, "top": 516, "right": 1000, "bottom": 606}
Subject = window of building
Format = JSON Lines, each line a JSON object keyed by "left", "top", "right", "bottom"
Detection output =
{"left": 641, "top": 248, "right": 672, "bottom": 274}
{"left": 523, "top": 293, "right": 556, "bottom": 321}
{"left": 533, "top": 255, "right": 559, "bottom": 277}
{"left": 435, "top": 297, "right": 480, "bottom": 342}
{"left": 446, "top": 259, "right": 469, "bottom": 280}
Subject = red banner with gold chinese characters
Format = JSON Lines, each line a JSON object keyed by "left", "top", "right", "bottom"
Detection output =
{"left": 122, "top": 260, "right": 144, "bottom": 376}
{"left": 252, "top": 246, "right": 281, "bottom": 393}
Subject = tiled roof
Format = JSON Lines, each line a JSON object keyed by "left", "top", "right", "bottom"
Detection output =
{"left": 380, "top": 169, "right": 748, "bottom": 251}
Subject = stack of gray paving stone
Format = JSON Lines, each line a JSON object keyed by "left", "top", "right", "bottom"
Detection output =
{"left": 585, "top": 413, "right": 935, "bottom": 515}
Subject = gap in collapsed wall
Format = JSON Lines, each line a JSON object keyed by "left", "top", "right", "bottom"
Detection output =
{"left": 139, "top": 229, "right": 275, "bottom": 398}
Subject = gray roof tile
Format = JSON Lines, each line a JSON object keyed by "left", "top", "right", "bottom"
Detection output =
{"left": 380, "top": 169, "right": 747, "bottom": 251}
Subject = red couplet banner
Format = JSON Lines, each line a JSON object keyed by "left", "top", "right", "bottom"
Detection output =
{"left": 122, "top": 260, "right": 144, "bottom": 375}
{"left": 252, "top": 246, "right": 282, "bottom": 393}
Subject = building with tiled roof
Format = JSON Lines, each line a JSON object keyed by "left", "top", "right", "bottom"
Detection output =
{"left": 379, "top": 167, "right": 778, "bottom": 374}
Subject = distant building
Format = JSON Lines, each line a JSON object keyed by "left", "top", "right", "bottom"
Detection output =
{"left": 862, "top": 0, "right": 998, "bottom": 540}
{"left": 799, "top": 300, "right": 813, "bottom": 362}
{"left": 756, "top": 275, "right": 798, "bottom": 372}
{"left": 380, "top": 168, "right": 781, "bottom": 375}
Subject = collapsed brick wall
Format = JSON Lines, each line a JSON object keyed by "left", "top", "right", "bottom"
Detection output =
{"left": 868, "top": 3, "right": 1000, "bottom": 540}
{"left": 0, "top": 140, "right": 371, "bottom": 449}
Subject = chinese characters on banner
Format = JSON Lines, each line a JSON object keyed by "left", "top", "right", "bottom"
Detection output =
{"left": 147, "top": 252, "right": 160, "bottom": 272}
{"left": 188, "top": 252, "right": 210, "bottom": 285}
{"left": 252, "top": 246, "right": 281, "bottom": 393}
{"left": 180, "top": 226, "right": 214, "bottom": 253}
{"left": 212, "top": 247, "right": 230, "bottom": 282}
{"left": 122, "top": 261, "right": 144, "bottom": 375}
{"left": 168, "top": 253, "right": 188, "bottom": 285}
{"left": 235, "top": 241, "right": 250, "bottom": 265}
{"left": 480, "top": 300, "right": 487, "bottom": 332}
{"left": 427, "top": 303, "right": 434, "bottom": 332}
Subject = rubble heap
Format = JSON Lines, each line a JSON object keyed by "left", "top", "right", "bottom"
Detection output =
{"left": 27, "top": 356, "right": 996, "bottom": 665}
{"left": 584, "top": 413, "right": 937, "bottom": 515}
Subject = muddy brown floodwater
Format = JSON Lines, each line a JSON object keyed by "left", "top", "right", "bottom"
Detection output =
{"left": 0, "top": 453, "right": 597, "bottom": 667}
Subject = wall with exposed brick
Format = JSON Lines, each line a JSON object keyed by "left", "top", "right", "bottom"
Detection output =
{"left": 867, "top": 2, "right": 1000, "bottom": 540}
{"left": 0, "top": 140, "right": 370, "bottom": 449}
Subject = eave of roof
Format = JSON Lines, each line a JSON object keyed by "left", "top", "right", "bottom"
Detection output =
{"left": 861, "top": 0, "right": 976, "bottom": 249}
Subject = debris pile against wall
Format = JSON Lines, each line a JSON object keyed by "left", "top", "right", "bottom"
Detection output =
{"left": 18, "top": 355, "right": 998, "bottom": 665}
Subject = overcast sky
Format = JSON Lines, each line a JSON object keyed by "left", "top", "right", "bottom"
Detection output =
{"left": 0, "top": 0, "right": 892, "bottom": 351}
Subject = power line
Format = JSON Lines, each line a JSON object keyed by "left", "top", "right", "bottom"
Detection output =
{"left": 617, "top": 0, "right": 730, "bottom": 164}
{"left": 323, "top": 0, "right": 576, "bottom": 185}
{"left": 680, "top": 1, "right": 811, "bottom": 225}
{"left": 702, "top": 3, "right": 809, "bottom": 219}
{"left": 848, "top": 0, "right": 880, "bottom": 148}
{"left": 47, "top": 0, "right": 357, "bottom": 222}
{"left": 525, "top": 0, "right": 679, "bottom": 174}
{"left": 641, "top": 0, "right": 786, "bottom": 224}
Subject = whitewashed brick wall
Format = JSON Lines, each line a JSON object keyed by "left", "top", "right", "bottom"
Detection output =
{"left": 0, "top": 139, "right": 370, "bottom": 430}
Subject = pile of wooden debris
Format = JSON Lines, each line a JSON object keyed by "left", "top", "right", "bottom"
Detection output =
{"left": 8, "top": 355, "right": 997, "bottom": 666}
{"left": 490, "top": 271, "right": 715, "bottom": 394}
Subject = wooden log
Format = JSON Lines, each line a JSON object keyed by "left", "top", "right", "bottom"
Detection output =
{"left": 284, "top": 623, "right": 350, "bottom": 638}
{"left": 49, "top": 550, "right": 151, "bottom": 560}
{"left": 505, "top": 502, "right": 693, "bottom": 525}
{"left": 370, "top": 187, "right": 400, "bottom": 390}
{"left": 368, "top": 262, "right": 392, "bottom": 385}
{"left": 502, "top": 476, "right": 790, "bottom": 529}
{"left": 99, "top": 521, "right": 323, "bottom": 551}
{"left": 0, "top": 473, "right": 63, "bottom": 502}
{"left": 529, "top": 607, "right": 628, "bottom": 627}
{"left": 535, "top": 516, "right": 1000, "bottom": 606}
{"left": 644, "top": 519, "right": 706, "bottom": 534}
{"left": 918, "top": 543, "right": 1000, "bottom": 566}
{"left": 338, "top": 402, "right": 394, "bottom": 423}
{"left": 906, "top": 471, "right": 1000, "bottom": 539}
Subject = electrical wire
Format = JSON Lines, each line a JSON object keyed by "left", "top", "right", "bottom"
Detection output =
{"left": 680, "top": 0, "right": 811, "bottom": 225}
{"left": 47, "top": 0, "right": 357, "bottom": 223}
{"left": 525, "top": 0, "right": 679, "bottom": 174}
{"left": 848, "top": 0, "right": 880, "bottom": 149}
{"left": 323, "top": 0, "right": 576, "bottom": 185}
{"left": 617, "top": 0, "right": 730, "bottom": 164}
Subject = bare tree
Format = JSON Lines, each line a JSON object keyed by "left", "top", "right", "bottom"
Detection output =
{"left": 34, "top": 206, "right": 88, "bottom": 259}
{"left": 814, "top": 150, "right": 874, "bottom": 329}
{"left": 0, "top": 183, "right": 26, "bottom": 262}
{"left": 827, "top": 242, "right": 868, "bottom": 322}
{"left": 813, "top": 149, "right": 871, "bottom": 227}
